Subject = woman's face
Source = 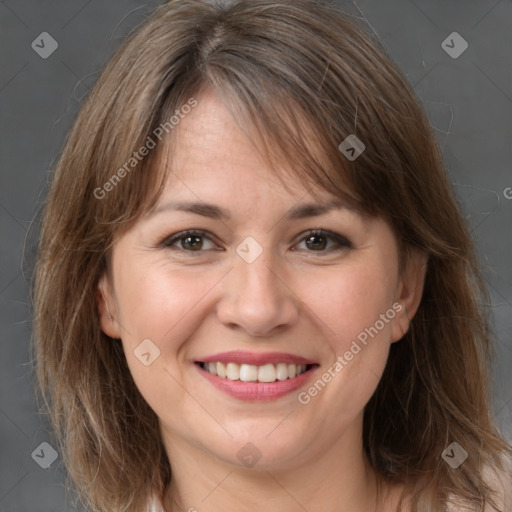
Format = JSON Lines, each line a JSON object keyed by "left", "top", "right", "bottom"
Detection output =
{"left": 98, "top": 88, "right": 425, "bottom": 471}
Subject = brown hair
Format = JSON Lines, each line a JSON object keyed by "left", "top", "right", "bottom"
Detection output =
{"left": 31, "top": 1, "right": 510, "bottom": 511}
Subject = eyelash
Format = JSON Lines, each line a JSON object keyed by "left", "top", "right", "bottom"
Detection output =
{"left": 160, "top": 229, "right": 352, "bottom": 254}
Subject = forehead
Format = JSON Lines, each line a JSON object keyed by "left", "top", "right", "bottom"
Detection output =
{"left": 168, "top": 90, "right": 270, "bottom": 177}
{"left": 157, "top": 88, "right": 351, "bottom": 208}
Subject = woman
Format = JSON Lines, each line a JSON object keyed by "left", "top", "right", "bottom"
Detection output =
{"left": 32, "top": 1, "right": 511, "bottom": 511}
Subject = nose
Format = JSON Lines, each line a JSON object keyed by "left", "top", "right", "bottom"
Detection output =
{"left": 215, "top": 243, "right": 300, "bottom": 338}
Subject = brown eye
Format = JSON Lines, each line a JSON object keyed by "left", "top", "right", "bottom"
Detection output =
{"left": 162, "top": 230, "right": 217, "bottom": 252}
{"left": 181, "top": 234, "right": 204, "bottom": 251}
{"left": 305, "top": 233, "right": 328, "bottom": 250}
{"left": 294, "top": 229, "right": 352, "bottom": 253}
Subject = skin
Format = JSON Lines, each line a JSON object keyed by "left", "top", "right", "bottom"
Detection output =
{"left": 97, "top": 88, "right": 426, "bottom": 512}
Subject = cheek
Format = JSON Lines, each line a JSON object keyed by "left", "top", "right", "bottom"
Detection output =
{"left": 113, "top": 251, "right": 229, "bottom": 378}
{"left": 305, "top": 257, "right": 398, "bottom": 351}
{"left": 116, "top": 266, "right": 213, "bottom": 344}
{"left": 112, "top": 260, "right": 223, "bottom": 412}
{"left": 295, "top": 262, "right": 398, "bottom": 426}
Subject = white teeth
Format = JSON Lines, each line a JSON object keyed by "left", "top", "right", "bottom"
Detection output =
{"left": 258, "top": 363, "right": 277, "bottom": 383}
{"left": 240, "top": 363, "right": 258, "bottom": 382}
{"left": 202, "top": 362, "right": 310, "bottom": 382}
{"left": 226, "top": 362, "right": 240, "bottom": 380}
{"left": 216, "top": 362, "right": 227, "bottom": 378}
{"left": 276, "top": 363, "right": 288, "bottom": 381}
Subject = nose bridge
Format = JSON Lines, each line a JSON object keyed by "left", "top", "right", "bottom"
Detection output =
{"left": 238, "top": 247, "right": 277, "bottom": 294}
{"left": 216, "top": 236, "right": 299, "bottom": 336}
{"left": 234, "top": 237, "right": 282, "bottom": 303}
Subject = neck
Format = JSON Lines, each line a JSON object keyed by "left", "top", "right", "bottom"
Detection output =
{"left": 159, "top": 417, "right": 398, "bottom": 512}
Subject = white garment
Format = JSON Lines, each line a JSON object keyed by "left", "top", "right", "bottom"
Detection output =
{"left": 149, "top": 494, "right": 164, "bottom": 512}
{"left": 445, "top": 451, "right": 512, "bottom": 511}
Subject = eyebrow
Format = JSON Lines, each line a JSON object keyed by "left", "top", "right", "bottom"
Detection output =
{"left": 149, "top": 198, "right": 359, "bottom": 221}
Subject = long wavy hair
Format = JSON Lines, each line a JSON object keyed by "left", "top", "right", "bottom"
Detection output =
{"left": 31, "top": 1, "right": 510, "bottom": 511}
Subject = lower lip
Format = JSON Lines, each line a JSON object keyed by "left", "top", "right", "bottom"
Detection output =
{"left": 196, "top": 363, "right": 318, "bottom": 401}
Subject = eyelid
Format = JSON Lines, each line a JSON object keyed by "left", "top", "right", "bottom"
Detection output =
{"left": 160, "top": 229, "right": 218, "bottom": 250}
{"left": 160, "top": 228, "right": 352, "bottom": 253}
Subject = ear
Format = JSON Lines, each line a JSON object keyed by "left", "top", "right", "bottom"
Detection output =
{"left": 96, "top": 272, "right": 122, "bottom": 339}
{"left": 391, "top": 249, "right": 428, "bottom": 343}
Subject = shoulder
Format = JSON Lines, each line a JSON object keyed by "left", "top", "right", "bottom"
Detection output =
{"left": 446, "top": 451, "right": 512, "bottom": 512}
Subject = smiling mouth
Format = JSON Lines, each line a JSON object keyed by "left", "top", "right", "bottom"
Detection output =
{"left": 197, "top": 361, "right": 316, "bottom": 383}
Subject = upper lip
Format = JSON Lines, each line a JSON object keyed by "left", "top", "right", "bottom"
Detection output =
{"left": 197, "top": 350, "right": 317, "bottom": 366}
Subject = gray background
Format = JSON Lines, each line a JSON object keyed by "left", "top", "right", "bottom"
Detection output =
{"left": 1, "top": 1, "right": 511, "bottom": 511}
